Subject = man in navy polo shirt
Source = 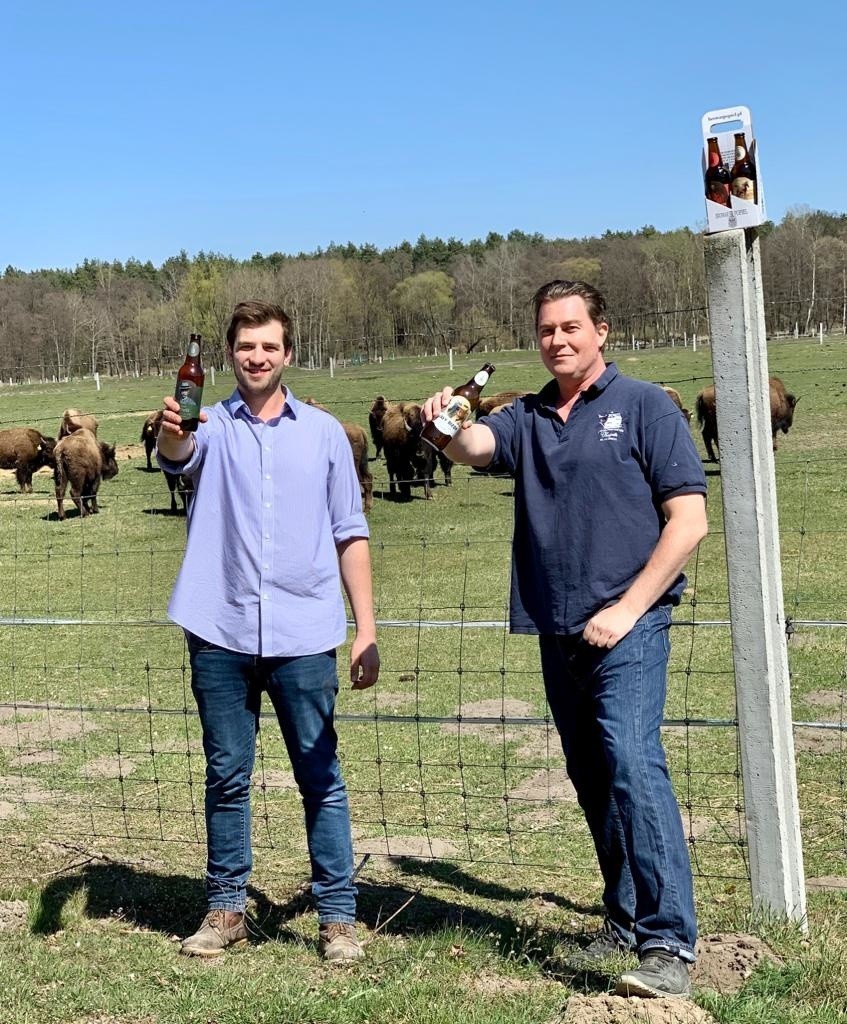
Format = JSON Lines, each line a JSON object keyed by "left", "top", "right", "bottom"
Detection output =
{"left": 421, "top": 280, "right": 707, "bottom": 999}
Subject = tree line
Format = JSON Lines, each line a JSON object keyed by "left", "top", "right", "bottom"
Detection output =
{"left": 1, "top": 206, "right": 845, "bottom": 381}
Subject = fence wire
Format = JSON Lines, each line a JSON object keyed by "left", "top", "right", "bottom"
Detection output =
{"left": 0, "top": 364, "right": 845, "bottom": 909}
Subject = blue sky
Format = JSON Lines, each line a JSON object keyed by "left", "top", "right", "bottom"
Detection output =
{"left": 2, "top": 0, "right": 844, "bottom": 271}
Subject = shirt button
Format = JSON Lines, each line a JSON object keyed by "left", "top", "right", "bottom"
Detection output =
{"left": 263, "top": 564, "right": 269, "bottom": 570}
{"left": 265, "top": 474, "right": 271, "bottom": 480}
{"left": 262, "top": 593, "right": 269, "bottom": 600}
{"left": 264, "top": 446, "right": 270, "bottom": 452}
{"left": 264, "top": 502, "right": 271, "bottom": 508}
{"left": 264, "top": 533, "right": 270, "bottom": 540}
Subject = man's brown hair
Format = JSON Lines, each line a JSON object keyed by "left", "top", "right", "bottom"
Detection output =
{"left": 226, "top": 300, "right": 293, "bottom": 351}
{"left": 530, "top": 280, "right": 609, "bottom": 331}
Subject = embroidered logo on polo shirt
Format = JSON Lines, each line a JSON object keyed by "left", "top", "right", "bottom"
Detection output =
{"left": 598, "top": 411, "right": 625, "bottom": 441}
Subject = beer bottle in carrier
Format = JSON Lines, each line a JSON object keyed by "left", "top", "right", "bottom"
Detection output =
{"left": 175, "top": 332, "right": 205, "bottom": 432}
{"left": 730, "top": 133, "right": 757, "bottom": 203}
{"left": 421, "top": 362, "right": 495, "bottom": 451}
{"left": 704, "top": 136, "right": 731, "bottom": 207}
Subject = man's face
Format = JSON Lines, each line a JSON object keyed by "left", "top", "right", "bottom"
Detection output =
{"left": 229, "top": 320, "right": 291, "bottom": 400}
{"left": 537, "top": 295, "right": 608, "bottom": 384}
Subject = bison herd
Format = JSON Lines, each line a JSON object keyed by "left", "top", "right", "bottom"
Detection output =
{"left": 0, "top": 378, "right": 800, "bottom": 519}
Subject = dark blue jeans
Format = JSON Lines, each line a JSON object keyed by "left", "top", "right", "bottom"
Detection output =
{"left": 187, "top": 634, "right": 356, "bottom": 923}
{"left": 539, "top": 606, "right": 697, "bottom": 960}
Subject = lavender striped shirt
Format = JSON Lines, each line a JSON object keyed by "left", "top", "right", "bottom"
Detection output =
{"left": 158, "top": 387, "right": 368, "bottom": 657}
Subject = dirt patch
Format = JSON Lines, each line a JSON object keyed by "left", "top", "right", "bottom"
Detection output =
{"left": 806, "top": 875, "right": 847, "bottom": 891}
{"left": 471, "top": 971, "right": 557, "bottom": 997}
{"left": 79, "top": 756, "right": 137, "bottom": 779}
{"left": 9, "top": 749, "right": 63, "bottom": 768}
{"left": 0, "top": 900, "right": 28, "bottom": 934}
{"left": 372, "top": 690, "right": 417, "bottom": 711}
{"left": 253, "top": 768, "right": 296, "bottom": 789}
{"left": 116, "top": 443, "right": 148, "bottom": 461}
{"left": 509, "top": 768, "right": 577, "bottom": 804}
{"left": 804, "top": 689, "right": 843, "bottom": 709}
{"left": 0, "top": 801, "right": 15, "bottom": 819}
{"left": 354, "top": 835, "right": 460, "bottom": 859}
{"left": 441, "top": 698, "right": 537, "bottom": 744}
{"left": 794, "top": 726, "right": 844, "bottom": 753}
{"left": 558, "top": 994, "right": 717, "bottom": 1023}
{"left": 0, "top": 775, "right": 52, "bottom": 803}
{"left": 692, "top": 933, "right": 778, "bottom": 994}
{"left": 684, "top": 816, "right": 715, "bottom": 841}
{"left": 0, "top": 710, "right": 98, "bottom": 749}
{"left": 514, "top": 726, "right": 560, "bottom": 762}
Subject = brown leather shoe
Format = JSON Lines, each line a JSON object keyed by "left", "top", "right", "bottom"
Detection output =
{"left": 180, "top": 910, "right": 248, "bottom": 957}
{"left": 318, "top": 921, "right": 364, "bottom": 962}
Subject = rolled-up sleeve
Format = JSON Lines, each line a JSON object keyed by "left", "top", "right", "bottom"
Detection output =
{"left": 327, "top": 422, "right": 369, "bottom": 543}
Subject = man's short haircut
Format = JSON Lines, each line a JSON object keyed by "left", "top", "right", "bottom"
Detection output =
{"left": 226, "top": 300, "right": 293, "bottom": 351}
{"left": 531, "top": 280, "right": 609, "bottom": 331}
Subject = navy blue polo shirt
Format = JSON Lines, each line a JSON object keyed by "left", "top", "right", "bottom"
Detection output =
{"left": 481, "top": 363, "right": 706, "bottom": 636}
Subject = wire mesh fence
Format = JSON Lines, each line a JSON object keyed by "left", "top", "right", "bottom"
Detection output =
{"left": 0, "top": 349, "right": 845, "bottom": 910}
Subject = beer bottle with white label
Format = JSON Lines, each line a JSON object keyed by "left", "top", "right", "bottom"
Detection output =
{"left": 730, "top": 133, "right": 757, "bottom": 203}
{"left": 174, "top": 333, "right": 205, "bottom": 432}
{"left": 421, "top": 362, "right": 495, "bottom": 451}
{"left": 704, "top": 137, "right": 731, "bottom": 207}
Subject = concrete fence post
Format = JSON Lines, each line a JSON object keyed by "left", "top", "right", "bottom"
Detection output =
{"left": 703, "top": 228, "right": 807, "bottom": 929}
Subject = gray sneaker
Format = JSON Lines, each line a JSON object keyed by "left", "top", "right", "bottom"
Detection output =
{"left": 318, "top": 921, "right": 365, "bottom": 963}
{"left": 616, "top": 949, "right": 691, "bottom": 998}
{"left": 180, "top": 909, "right": 248, "bottom": 957}
{"left": 565, "top": 918, "right": 636, "bottom": 971}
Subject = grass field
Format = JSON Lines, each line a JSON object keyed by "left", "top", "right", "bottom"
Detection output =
{"left": 1, "top": 340, "right": 846, "bottom": 1022}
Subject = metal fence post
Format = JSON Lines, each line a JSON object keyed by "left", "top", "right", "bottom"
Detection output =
{"left": 703, "top": 227, "right": 807, "bottom": 928}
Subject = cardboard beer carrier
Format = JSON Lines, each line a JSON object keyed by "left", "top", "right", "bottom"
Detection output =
{"left": 701, "top": 106, "right": 765, "bottom": 233}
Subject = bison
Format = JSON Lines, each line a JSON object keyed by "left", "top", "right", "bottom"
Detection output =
{"left": 53, "top": 428, "right": 119, "bottom": 520}
{"left": 304, "top": 398, "right": 373, "bottom": 513}
{"left": 476, "top": 390, "right": 530, "bottom": 419}
{"left": 0, "top": 427, "right": 56, "bottom": 492}
{"left": 58, "top": 408, "right": 99, "bottom": 439}
{"left": 368, "top": 396, "right": 390, "bottom": 459}
{"left": 695, "top": 377, "right": 798, "bottom": 462}
{"left": 381, "top": 401, "right": 452, "bottom": 501}
{"left": 141, "top": 410, "right": 165, "bottom": 470}
{"left": 659, "top": 386, "right": 691, "bottom": 424}
{"left": 164, "top": 471, "right": 194, "bottom": 514}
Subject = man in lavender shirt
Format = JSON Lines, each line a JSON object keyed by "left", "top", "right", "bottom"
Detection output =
{"left": 158, "top": 300, "right": 380, "bottom": 962}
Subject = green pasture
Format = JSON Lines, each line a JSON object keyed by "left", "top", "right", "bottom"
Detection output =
{"left": 1, "top": 340, "right": 846, "bottom": 1022}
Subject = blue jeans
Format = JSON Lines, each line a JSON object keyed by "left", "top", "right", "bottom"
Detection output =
{"left": 539, "top": 606, "right": 697, "bottom": 960}
{"left": 187, "top": 634, "right": 357, "bottom": 923}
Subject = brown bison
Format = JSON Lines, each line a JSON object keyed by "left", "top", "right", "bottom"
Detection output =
{"left": 53, "top": 428, "right": 119, "bottom": 520}
{"left": 476, "top": 390, "right": 531, "bottom": 419}
{"left": 368, "top": 395, "right": 391, "bottom": 459}
{"left": 0, "top": 427, "right": 56, "bottom": 492}
{"left": 695, "top": 377, "right": 798, "bottom": 462}
{"left": 304, "top": 398, "right": 373, "bottom": 513}
{"left": 58, "top": 408, "right": 99, "bottom": 439}
{"left": 659, "top": 386, "right": 692, "bottom": 424}
{"left": 141, "top": 410, "right": 165, "bottom": 470}
{"left": 381, "top": 402, "right": 452, "bottom": 501}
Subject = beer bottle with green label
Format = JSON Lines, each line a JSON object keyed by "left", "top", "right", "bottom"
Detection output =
{"left": 174, "top": 333, "right": 205, "bottom": 432}
{"left": 421, "top": 363, "right": 495, "bottom": 451}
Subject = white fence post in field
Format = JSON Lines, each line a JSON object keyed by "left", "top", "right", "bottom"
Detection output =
{"left": 94, "top": 372, "right": 101, "bottom": 391}
{"left": 819, "top": 323, "right": 823, "bottom": 345}
{"left": 329, "top": 357, "right": 335, "bottom": 379}
{"left": 703, "top": 227, "right": 807, "bottom": 929}
{"left": 449, "top": 348, "right": 454, "bottom": 373}
{"left": 211, "top": 367, "right": 216, "bottom": 386}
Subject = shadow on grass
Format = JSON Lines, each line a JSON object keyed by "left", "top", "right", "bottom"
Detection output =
{"left": 30, "top": 858, "right": 612, "bottom": 987}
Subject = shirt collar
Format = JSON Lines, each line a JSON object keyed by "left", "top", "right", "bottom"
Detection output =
{"left": 538, "top": 362, "right": 619, "bottom": 410}
{"left": 226, "top": 385, "right": 299, "bottom": 421}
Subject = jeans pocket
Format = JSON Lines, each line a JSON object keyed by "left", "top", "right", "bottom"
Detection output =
{"left": 185, "top": 630, "right": 221, "bottom": 655}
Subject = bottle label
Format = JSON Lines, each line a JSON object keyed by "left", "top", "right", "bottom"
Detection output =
{"left": 187, "top": 341, "right": 200, "bottom": 358}
{"left": 731, "top": 177, "right": 756, "bottom": 202}
{"left": 432, "top": 395, "right": 473, "bottom": 438}
{"left": 735, "top": 146, "right": 746, "bottom": 161}
{"left": 473, "top": 370, "right": 490, "bottom": 387}
{"left": 176, "top": 380, "right": 203, "bottom": 421}
{"left": 707, "top": 182, "right": 731, "bottom": 206}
